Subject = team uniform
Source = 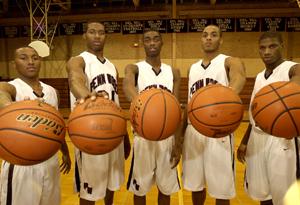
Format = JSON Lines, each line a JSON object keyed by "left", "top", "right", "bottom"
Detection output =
{"left": 182, "top": 54, "right": 236, "bottom": 199}
{"left": 245, "top": 61, "right": 299, "bottom": 205}
{"left": 127, "top": 61, "right": 180, "bottom": 196}
{"left": 70, "top": 51, "right": 124, "bottom": 201}
{"left": 0, "top": 78, "right": 60, "bottom": 205}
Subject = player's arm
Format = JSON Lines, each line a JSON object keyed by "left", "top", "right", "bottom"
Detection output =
{"left": 237, "top": 123, "right": 252, "bottom": 164}
{"left": 0, "top": 82, "right": 16, "bottom": 108}
{"left": 172, "top": 68, "right": 181, "bottom": 99}
{"left": 225, "top": 57, "right": 246, "bottom": 94}
{"left": 123, "top": 64, "right": 139, "bottom": 102}
{"left": 66, "top": 56, "right": 90, "bottom": 100}
{"left": 289, "top": 64, "right": 300, "bottom": 85}
{"left": 54, "top": 89, "right": 71, "bottom": 174}
{"left": 170, "top": 68, "right": 187, "bottom": 169}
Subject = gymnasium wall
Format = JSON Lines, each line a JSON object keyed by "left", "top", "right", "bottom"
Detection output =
{"left": 0, "top": 32, "right": 299, "bottom": 79}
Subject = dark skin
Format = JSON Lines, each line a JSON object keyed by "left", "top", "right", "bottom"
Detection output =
{"left": 0, "top": 47, "right": 71, "bottom": 173}
{"left": 180, "top": 25, "right": 246, "bottom": 205}
{"left": 66, "top": 22, "right": 130, "bottom": 205}
{"left": 237, "top": 36, "right": 300, "bottom": 205}
{"left": 123, "top": 30, "right": 181, "bottom": 205}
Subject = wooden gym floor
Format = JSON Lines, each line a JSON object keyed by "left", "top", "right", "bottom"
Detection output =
{"left": 60, "top": 119, "right": 260, "bottom": 205}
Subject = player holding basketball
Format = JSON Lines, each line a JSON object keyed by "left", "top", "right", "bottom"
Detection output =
{"left": 182, "top": 24, "right": 246, "bottom": 205}
{"left": 237, "top": 32, "right": 300, "bottom": 205}
{"left": 66, "top": 21, "right": 130, "bottom": 205}
{"left": 0, "top": 46, "right": 71, "bottom": 205}
{"left": 123, "top": 29, "right": 182, "bottom": 205}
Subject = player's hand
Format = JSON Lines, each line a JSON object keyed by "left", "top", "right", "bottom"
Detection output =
{"left": 60, "top": 152, "right": 71, "bottom": 174}
{"left": 237, "top": 143, "right": 247, "bottom": 164}
{"left": 170, "top": 144, "right": 182, "bottom": 169}
{"left": 124, "top": 132, "right": 131, "bottom": 160}
{"left": 76, "top": 91, "right": 109, "bottom": 105}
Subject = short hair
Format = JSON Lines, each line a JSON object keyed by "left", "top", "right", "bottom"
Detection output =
{"left": 143, "top": 29, "right": 162, "bottom": 38}
{"left": 259, "top": 32, "right": 283, "bottom": 43}
{"left": 203, "top": 24, "right": 222, "bottom": 37}
{"left": 85, "top": 20, "right": 105, "bottom": 32}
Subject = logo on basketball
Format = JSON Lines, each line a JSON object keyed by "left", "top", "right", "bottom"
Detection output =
{"left": 16, "top": 113, "right": 64, "bottom": 136}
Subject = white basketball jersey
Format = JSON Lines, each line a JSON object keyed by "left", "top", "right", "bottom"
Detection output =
{"left": 136, "top": 61, "right": 173, "bottom": 93}
{"left": 9, "top": 78, "right": 58, "bottom": 108}
{"left": 188, "top": 54, "right": 229, "bottom": 100}
{"left": 70, "top": 51, "right": 119, "bottom": 109}
{"left": 249, "top": 60, "right": 297, "bottom": 127}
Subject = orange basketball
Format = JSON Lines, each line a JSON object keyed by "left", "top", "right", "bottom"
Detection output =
{"left": 251, "top": 81, "right": 300, "bottom": 139}
{"left": 68, "top": 97, "right": 126, "bottom": 155}
{"left": 188, "top": 84, "right": 244, "bottom": 138}
{"left": 0, "top": 100, "right": 65, "bottom": 165}
{"left": 129, "top": 88, "right": 181, "bottom": 141}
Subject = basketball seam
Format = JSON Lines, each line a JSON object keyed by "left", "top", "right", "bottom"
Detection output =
{"left": 190, "top": 85, "right": 225, "bottom": 108}
{"left": 0, "top": 143, "right": 48, "bottom": 162}
{"left": 0, "top": 108, "right": 64, "bottom": 124}
{"left": 68, "top": 113, "right": 126, "bottom": 124}
{"left": 254, "top": 82, "right": 290, "bottom": 98}
{"left": 252, "top": 92, "right": 300, "bottom": 119}
{"left": 68, "top": 133, "right": 125, "bottom": 140}
{"left": 270, "top": 85, "right": 300, "bottom": 136}
{"left": 188, "top": 101, "right": 242, "bottom": 113}
{"left": 141, "top": 91, "right": 163, "bottom": 139}
{"left": 157, "top": 90, "right": 167, "bottom": 140}
{"left": 190, "top": 115, "right": 242, "bottom": 127}
{"left": 0, "top": 128, "right": 63, "bottom": 144}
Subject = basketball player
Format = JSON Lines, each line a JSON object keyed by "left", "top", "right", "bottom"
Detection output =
{"left": 237, "top": 32, "right": 300, "bottom": 205}
{"left": 123, "top": 29, "right": 182, "bottom": 205}
{"left": 182, "top": 24, "right": 246, "bottom": 205}
{"left": 66, "top": 21, "right": 130, "bottom": 205}
{"left": 0, "top": 46, "right": 71, "bottom": 205}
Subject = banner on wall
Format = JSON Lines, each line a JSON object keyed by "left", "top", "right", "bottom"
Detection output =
{"left": 60, "top": 23, "right": 83, "bottom": 35}
{"left": 0, "top": 16, "right": 299, "bottom": 39}
{"left": 167, "top": 19, "right": 188, "bottom": 33}
{"left": 189, "top": 18, "right": 211, "bottom": 32}
{"left": 122, "top": 20, "right": 144, "bottom": 34}
{"left": 261, "top": 17, "right": 285, "bottom": 32}
{"left": 236, "top": 18, "right": 260, "bottom": 32}
{"left": 286, "top": 17, "right": 300, "bottom": 32}
{"left": 211, "top": 18, "right": 235, "bottom": 32}
{"left": 144, "top": 20, "right": 167, "bottom": 33}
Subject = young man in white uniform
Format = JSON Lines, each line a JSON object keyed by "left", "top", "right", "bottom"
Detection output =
{"left": 66, "top": 21, "right": 130, "bottom": 205}
{"left": 182, "top": 25, "right": 246, "bottom": 205}
{"left": 123, "top": 30, "right": 182, "bottom": 205}
{"left": 237, "top": 32, "right": 300, "bottom": 205}
{"left": 0, "top": 46, "right": 71, "bottom": 205}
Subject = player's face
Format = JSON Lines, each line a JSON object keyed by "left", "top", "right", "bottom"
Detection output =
{"left": 201, "top": 25, "right": 222, "bottom": 53}
{"left": 259, "top": 37, "right": 283, "bottom": 66}
{"left": 15, "top": 47, "right": 41, "bottom": 79}
{"left": 84, "top": 22, "right": 106, "bottom": 52}
{"left": 143, "top": 31, "right": 162, "bottom": 57}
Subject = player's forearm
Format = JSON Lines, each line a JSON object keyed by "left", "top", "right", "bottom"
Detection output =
{"left": 122, "top": 78, "right": 138, "bottom": 102}
{"left": 60, "top": 139, "right": 70, "bottom": 156}
{"left": 240, "top": 124, "right": 252, "bottom": 146}
{"left": 68, "top": 79, "right": 91, "bottom": 100}
{"left": 229, "top": 75, "right": 246, "bottom": 94}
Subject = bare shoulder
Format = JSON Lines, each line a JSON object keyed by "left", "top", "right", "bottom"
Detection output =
{"left": 172, "top": 67, "right": 181, "bottom": 78}
{"left": 124, "top": 64, "right": 138, "bottom": 74}
{"left": 225, "top": 56, "right": 243, "bottom": 65}
{"left": 289, "top": 63, "right": 300, "bottom": 78}
{"left": 0, "top": 82, "right": 16, "bottom": 97}
{"left": 66, "top": 56, "right": 85, "bottom": 71}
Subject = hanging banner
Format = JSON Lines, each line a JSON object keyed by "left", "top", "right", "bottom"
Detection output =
{"left": 189, "top": 18, "right": 211, "bottom": 32}
{"left": 211, "top": 18, "right": 235, "bottom": 32}
{"left": 122, "top": 21, "right": 144, "bottom": 34}
{"left": 167, "top": 19, "right": 188, "bottom": 33}
{"left": 286, "top": 17, "right": 300, "bottom": 32}
{"left": 236, "top": 18, "right": 260, "bottom": 32}
{"left": 261, "top": 17, "right": 285, "bottom": 31}
{"left": 144, "top": 20, "right": 167, "bottom": 33}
